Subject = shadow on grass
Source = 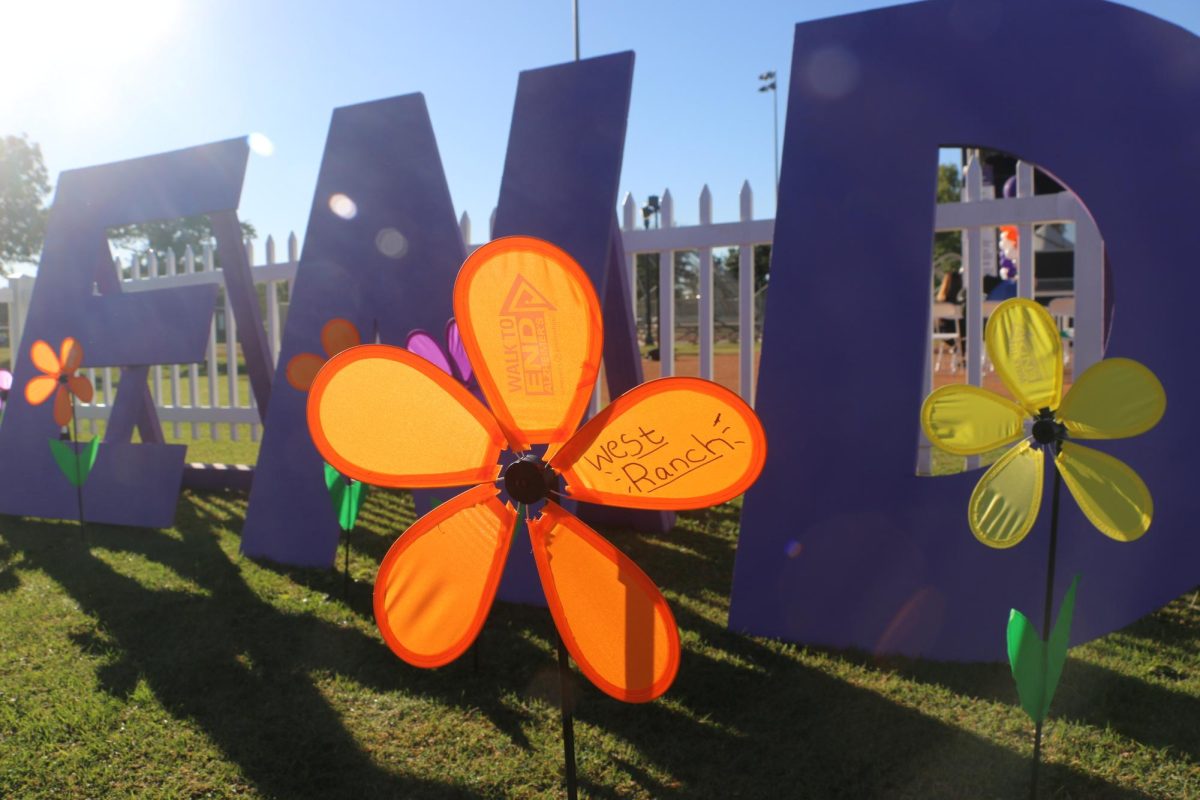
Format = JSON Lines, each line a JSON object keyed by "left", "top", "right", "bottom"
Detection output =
{"left": 2, "top": 492, "right": 1171, "bottom": 799}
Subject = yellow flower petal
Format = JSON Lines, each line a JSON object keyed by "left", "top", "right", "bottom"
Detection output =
{"left": 985, "top": 298, "right": 1062, "bottom": 414}
{"left": 1058, "top": 358, "right": 1165, "bottom": 440}
{"left": 921, "top": 384, "right": 1026, "bottom": 456}
{"left": 1056, "top": 442, "right": 1152, "bottom": 542}
{"left": 968, "top": 441, "right": 1043, "bottom": 549}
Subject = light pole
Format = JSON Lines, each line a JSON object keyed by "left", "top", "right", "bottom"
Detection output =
{"left": 641, "top": 195, "right": 661, "bottom": 347}
{"left": 573, "top": 0, "right": 580, "bottom": 60}
{"left": 758, "top": 71, "right": 779, "bottom": 199}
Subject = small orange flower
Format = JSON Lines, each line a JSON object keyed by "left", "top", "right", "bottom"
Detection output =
{"left": 285, "top": 319, "right": 361, "bottom": 392}
{"left": 25, "top": 338, "right": 94, "bottom": 426}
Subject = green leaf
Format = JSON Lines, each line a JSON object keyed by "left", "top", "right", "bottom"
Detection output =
{"left": 48, "top": 437, "right": 100, "bottom": 487}
{"left": 1044, "top": 575, "right": 1080, "bottom": 719}
{"left": 1006, "top": 607, "right": 1046, "bottom": 722}
{"left": 1006, "top": 575, "right": 1080, "bottom": 723}
{"left": 324, "top": 462, "right": 366, "bottom": 531}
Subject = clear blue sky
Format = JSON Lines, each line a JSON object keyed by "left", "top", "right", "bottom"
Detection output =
{"left": 3, "top": 0, "right": 1199, "bottom": 268}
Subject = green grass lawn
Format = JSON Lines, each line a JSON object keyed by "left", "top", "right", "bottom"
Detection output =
{"left": 0, "top": 489, "right": 1195, "bottom": 798}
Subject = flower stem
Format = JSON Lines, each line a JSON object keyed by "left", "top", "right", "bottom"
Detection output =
{"left": 557, "top": 631, "right": 578, "bottom": 800}
{"left": 70, "top": 396, "right": 85, "bottom": 541}
{"left": 1031, "top": 445, "right": 1063, "bottom": 800}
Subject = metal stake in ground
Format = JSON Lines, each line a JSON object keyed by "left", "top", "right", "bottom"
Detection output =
{"left": 70, "top": 396, "right": 85, "bottom": 540}
{"left": 557, "top": 631, "right": 578, "bottom": 800}
{"left": 1029, "top": 437, "right": 1063, "bottom": 800}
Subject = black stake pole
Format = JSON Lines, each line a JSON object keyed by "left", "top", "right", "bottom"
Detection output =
{"left": 556, "top": 633, "right": 578, "bottom": 800}
{"left": 1031, "top": 447, "right": 1063, "bottom": 800}
{"left": 70, "top": 396, "right": 85, "bottom": 540}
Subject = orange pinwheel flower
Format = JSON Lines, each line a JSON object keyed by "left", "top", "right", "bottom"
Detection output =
{"left": 307, "top": 236, "right": 767, "bottom": 703}
{"left": 25, "top": 338, "right": 94, "bottom": 426}
{"left": 285, "top": 319, "right": 362, "bottom": 392}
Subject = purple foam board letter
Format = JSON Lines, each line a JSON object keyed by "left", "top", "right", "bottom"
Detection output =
{"left": 729, "top": 0, "right": 1200, "bottom": 660}
{"left": 489, "top": 53, "right": 672, "bottom": 556}
{"left": 241, "top": 94, "right": 470, "bottom": 566}
{"left": 0, "top": 141, "right": 237, "bottom": 527}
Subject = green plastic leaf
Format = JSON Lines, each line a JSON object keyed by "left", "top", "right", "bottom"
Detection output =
{"left": 324, "top": 462, "right": 366, "bottom": 531}
{"left": 48, "top": 437, "right": 100, "bottom": 487}
{"left": 1006, "top": 575, "right": 1080, "bottom": 723}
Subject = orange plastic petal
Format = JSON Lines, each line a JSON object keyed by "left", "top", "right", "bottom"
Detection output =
{"left": 529, "top": 502, "right": 680, "bottom": 703}
{"left": 53, "top": 387, "right": 72, "bottom": 426}
{"left": 308, "top": 344, "right": 506, "bottom": 488}
{"left": 285, "top": 352, "right": 324, "bottom": 392}
{"left": 68, "top": 374, "right": 93, "bottom": 403}
{"left": 60, "top": 337, "right": 83, "bottom": 374}
{"left": 454, "top": 236, "right": 603, "bottom": 450}
{"left": 25, "top": 375, "right": 58, "bottom": 406}
{"left": 321, "top": 318, "right": 361, "bottom": 358}
{"left": 551, "top": 377, "right": 767, "bottom": 510}
{"left": 374, "top": 484, "right": 517, "bottom": 668}
{"left": 30, "top": 340, "right": 60, "bottom": 376}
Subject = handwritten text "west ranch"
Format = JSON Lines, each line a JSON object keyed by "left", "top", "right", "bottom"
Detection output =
{"left": 583, "top": 427, "right": 741, "bottom": 495}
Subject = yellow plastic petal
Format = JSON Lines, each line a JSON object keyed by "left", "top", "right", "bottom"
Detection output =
{"left": 985, "top": 298, "right": 1062, "bottom": 413}
{"left": 551, "top": 377, "right": 766, "bottom": 510}
{"left": 1058, "top": 358, "right": 1165, "bottom": 440}
{"left": 529, "top": 502, "right": 680, "bottom": 703}
{"left": 25, "top": 374, "right": 58, "bottom": 406}
{"left": 374, "top": 485, "right": 516, "bottom": 668}
{"left": 308, "top": 344, "right": 506, "bottom": 488}
{"left": 1056, "top": 442, "right": 1152, "bottom": 542}
{"left": 921, "top": 384, "right": 1026, "bottom": 456}
{"left": 968, "top": 441, "right": 1043, "bottom": 549}
{"left": 30, "top": 339, "right": 60, "bottom": 376}
{"left": 454, "top": 236, "right": 603, "bottom": 451}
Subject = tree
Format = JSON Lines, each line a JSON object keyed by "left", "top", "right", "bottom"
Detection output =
{"left": 0, "top": 134, "right": 51, "bottom": 274}
{"left": 718, "top": 244, "right": 771, "bottom": 293}
{"left": 110, "top": 215, "right": 257, "bottom": 269}
{"left": 933, "top": 162, "right": 962, "bottom": 280}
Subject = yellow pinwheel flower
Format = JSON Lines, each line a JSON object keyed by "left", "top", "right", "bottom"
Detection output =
{"left": 921, "top": 298, "right": 1165, "bottom": 548}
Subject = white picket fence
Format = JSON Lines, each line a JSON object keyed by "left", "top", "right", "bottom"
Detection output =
{"left": 0, "top": 165, "right": 1097, "bottom": 445}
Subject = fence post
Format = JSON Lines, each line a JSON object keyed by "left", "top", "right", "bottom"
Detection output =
{"left": 622, "top": 193, "right": 637, "bottom": 317}
{"left": 1073, "top": 207, "right": 1104, "bottom": 375}
{"left": 459, "top": 211, "right": 471, "bottom": 249}
{"left": 166, "top": 249, "right": 182, "bottom": 439}
{"left": 10, "top": 274, "right": 36, "bottom": 369}
{"left": 738, "top": 180, "right": 756, "bottom": 405}
{"left": 1016, "top": 161, "right": 1035, "bottom": 299}
{"left": 204, "top": 243, "right": 220, "bottom": 440}
{"left": 697, "top": 185, "right": 714, "bottom": 380}
{"left": 266, "top": 234, "right": 281, "bottom": 367}
{"left": 185, "top": 245, "right": 201, "bottom": 439}
{"left": 658, "top": 188, "right": 675, "bottom": 377}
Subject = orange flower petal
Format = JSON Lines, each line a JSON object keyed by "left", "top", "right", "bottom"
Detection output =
{"left": 551, "top": 377, "right": 767, "bottom": 510}
{"left": 285, "top": 352, "right": 324, "bottom": 392}
{"left": 30, "top": 340, "right": 60, "bottom": 376}
{"left": 25, "top": 375, "right": 58, "bottom": 406}
{"left": 321, "top": 318, "right": 361, "bottom": 358}
{"left": 68, "top": 374, "right": 93, "bottom": 403}
{"left": 53, "top": 387, "right": 72, "bottom": 426}
{"left": 529, "top": 502, "right": 680, "bottom": 703}
{"left": 454, "top": 236, "right": 603, "bottom": 451}
{"left": 60, "top": 337, "right": 83, "bottom": 374}
{"left": 374, "top": 485, "right": 517, "bottom": 668}
{"left": 308, "top": 344, "right": 506, "bottom": 488}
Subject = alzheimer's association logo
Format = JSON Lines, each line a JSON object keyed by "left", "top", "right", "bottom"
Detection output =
{"left": 499, "top": 276, "right": 556, "bottom": 396}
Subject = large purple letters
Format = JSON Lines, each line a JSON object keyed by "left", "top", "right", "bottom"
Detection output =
{"left": 729, "top": 0, "right": 1200, "bottom": 660}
